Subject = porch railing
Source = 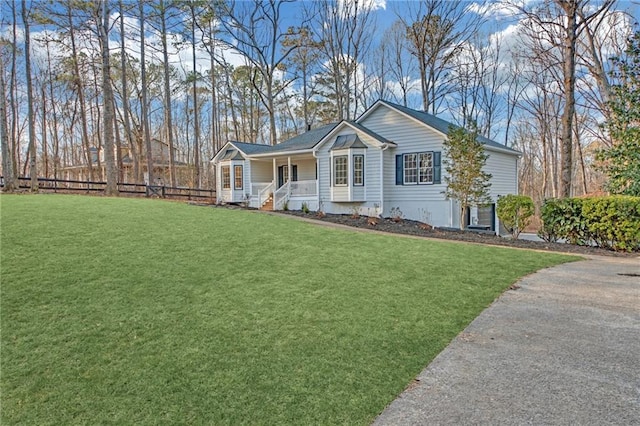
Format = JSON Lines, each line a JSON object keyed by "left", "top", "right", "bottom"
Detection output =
{"left": 252, "top": 182, "right": 272, "bottom": 197}
{"left": 290, "top": 180, "right": 316, "bottom": 197}
{"left": 258, "top": 180, "right": 275, "bottom": 207}
{"left": 273, "top": 180, "right": 290, "bottom": 210}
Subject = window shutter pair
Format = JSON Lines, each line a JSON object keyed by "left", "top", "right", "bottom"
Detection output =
{"left": 395, "top": 152, "right": 441, "bottom": 185}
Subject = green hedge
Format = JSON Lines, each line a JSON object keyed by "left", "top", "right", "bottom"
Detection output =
{"left": 538, "top": 196, "right": 640, "bottom": 251}
{"left": 497, "top": 194, "right": 534, "bottom": 239}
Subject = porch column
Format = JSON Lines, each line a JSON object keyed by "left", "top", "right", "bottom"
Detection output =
{"left": 287, "top": 156, "right": 291, "bottom": 183}
{"left": 272, "top": 158, "right": 276, "bottom": 185}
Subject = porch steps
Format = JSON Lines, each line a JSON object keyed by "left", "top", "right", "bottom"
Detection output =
{"left": 260, "top": 196, "right": 273, "bottom": 211}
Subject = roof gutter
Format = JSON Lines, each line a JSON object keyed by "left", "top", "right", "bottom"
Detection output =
{"left": 248, "top": 149, "right": 315, "bottom": 158}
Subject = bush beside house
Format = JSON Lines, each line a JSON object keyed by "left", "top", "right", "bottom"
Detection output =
{"left": 538, "top": 196, "right": 640, "bottom": 252}
{"left": 497, "top": 195, "right": 534, "bottom": 239}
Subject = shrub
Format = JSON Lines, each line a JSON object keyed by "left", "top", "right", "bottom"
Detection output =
{"left": 301, "top": 202, "right": 310, "bottom": 214}
{"left": 539, "top": 196, "right": 640, "bottom": 251}
{"left": 497, "top": 195, "right": 534, "bottom": 239}
{"left": 538, "top": 198, "right": 588, "bottom": 245}
{"left": 581, "top": 196, "right": 640, "bottom": 251}
{"left": 538, "top": 200, "right": 562, "bottom": 243}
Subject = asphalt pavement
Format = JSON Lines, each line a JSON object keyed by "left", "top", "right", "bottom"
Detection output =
{"left": 373, "top": 255, "right": 640, "bottom": 426}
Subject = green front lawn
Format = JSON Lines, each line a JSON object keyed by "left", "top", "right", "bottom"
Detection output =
{"left": 0, "top": 195, "right": 576, "bottom": 424}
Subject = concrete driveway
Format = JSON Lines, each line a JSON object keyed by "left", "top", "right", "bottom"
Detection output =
{"left": 373, "top": 255, "right": 640, "bottom": 426}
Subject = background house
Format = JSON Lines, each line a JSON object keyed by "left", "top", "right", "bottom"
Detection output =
{"left": 60, "top": 139, "right": 191, "bottom": 185}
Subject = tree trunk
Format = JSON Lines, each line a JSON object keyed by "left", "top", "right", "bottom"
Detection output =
{"left": 100, "top": 0, "right": 118, "bottom": 196}
{"left": 21, "top": 0, "right": 38, "bottom": 191}
{"left": 159, "top": 0, "right": 176, "bottom": 187}
{"left": 9, "top": 1, "right": 19, "bottom": 180}
{"left": 191, "top": 3, "right": 200, "bottom": 187}
{"left": 120, "top": 0, "right": 137, "bottom": 183}
{"left": 139, "top": 1, "right": 154, "bottom": 186}
{"left": 0, "top": 52, "right": 16, "bottom": 191}
{"left": 46, "top": 40, "right": 61, "bottom": 181}
{"left": 41, "top": 85, "right": 49, "bottom": 178}
{"left": 67, "top": 6, "right": 93, "bottom": 181}
{"left": 558, "top": 0, "right": 578, "bottom": 198}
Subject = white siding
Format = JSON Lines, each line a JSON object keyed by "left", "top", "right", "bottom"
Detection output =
{"left": 360, "top": 104, "right": 518, "bottom": 228}
{"left": 362, "top": 106, "right": 448, "bottom": 224}
{"left": 295, "top": 158, "right": 316, "bottom": 180}
{"left": 484, "top": 150, "right": 518, "bottom": 200}
{"left": 251, "top": 160, "right": 272, "bottom": 183}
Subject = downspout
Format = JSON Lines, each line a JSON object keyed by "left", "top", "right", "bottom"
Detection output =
{"left": 450, "top": 199, "right": 453, "bottom": 228}
{"left": 380, "top": 143, "right": 390, "bottom": 217}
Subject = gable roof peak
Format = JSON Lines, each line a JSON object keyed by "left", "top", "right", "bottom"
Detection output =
{"left": 365, "top": 99, "right": 519, "bottom": 155}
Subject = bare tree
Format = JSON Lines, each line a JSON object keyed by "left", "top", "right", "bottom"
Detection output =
{"left": 399, "top": 0, "right": 484, "bottom": 115}
{"left": 384, "top": 20, "right": 417, "bottom": 107}
{"left": 310, "top": 0, "right": 375, "bottom": 121}
{"left": 219, "top": 0, "right": 301, "bottom": 145}
{"left": 139, "top": 1, "right": 154, "bottom": 185}
{"left": 149, "top": 0, "right": 178, "bottom": 185}
{"left": 98, "top": 0, "right": 118, "bottom": 195}
{"left": 282, "top": 26, "right": 322, "bottom": 131}
{"left": 512, "top": 0, "right": 615, "bottom": 197}
{"left": 0, "top": 46, "right": 16, "bottom": 191}
{"left": 118, "top": 0, "right": 138, "bottom": 182}
{"left": 21, "top": 0, "right": 38, "bottom": 190}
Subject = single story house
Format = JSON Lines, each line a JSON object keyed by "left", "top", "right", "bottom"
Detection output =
{"left": 211, "top": 100, "right": 520, "bottom": 233}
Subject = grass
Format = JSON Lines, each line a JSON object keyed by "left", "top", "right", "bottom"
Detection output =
{"left": 0, "top": 195, "right": 577, "bottom": 424}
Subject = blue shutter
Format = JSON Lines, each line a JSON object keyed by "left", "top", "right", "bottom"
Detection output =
{"left": 395, "top": 155, "right": 403, "bottom": 185}
{"left": 433, "top": 151, "right": 441, "bottom": 184}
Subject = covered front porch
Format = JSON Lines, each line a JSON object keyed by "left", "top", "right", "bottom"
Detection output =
{"left": 249, "top": 154, "right": 318, "bottom": 211}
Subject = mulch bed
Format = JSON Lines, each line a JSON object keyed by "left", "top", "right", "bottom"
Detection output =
{"left": 276, "top": 210, "right": 638, "bottom": 258}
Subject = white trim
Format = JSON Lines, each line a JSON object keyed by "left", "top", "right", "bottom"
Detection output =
{"left": 250, "top": 149, "right": 315, "bottom": 158}
{"left": 353, "top": 154, "right": 364, "bottom": 186}
{"left": 333, "top": 155, "right": 348, "bottom": 187}
{"left": 313, "top": 121, "right": 396, "bottom": 152}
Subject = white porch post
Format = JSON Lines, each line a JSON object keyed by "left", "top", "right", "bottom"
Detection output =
{"left": 272, "top": 158, "right": 276, "bottom": 186}
{"left": 287, "top": 156, "right": 291, "bottom": 183}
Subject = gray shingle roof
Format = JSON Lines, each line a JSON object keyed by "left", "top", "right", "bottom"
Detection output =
{"left": 228, "top": 141, "right": 272, "bottom": 155}
{"left": 380, "top": 101, "right": 520, "bottom": 154}
{"left": 269, "top": 123, "right": 339, "bottom": 152}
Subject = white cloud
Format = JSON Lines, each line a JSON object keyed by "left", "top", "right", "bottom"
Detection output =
{"left": 338, "top": 0, "right": 386, "bottom": 13}
{"left": 466, "top": 0, "right": 539, "bottom": 20}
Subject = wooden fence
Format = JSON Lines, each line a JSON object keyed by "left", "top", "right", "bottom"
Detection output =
{"left": 0, "top": 176, "right": 216, "bottom": 203}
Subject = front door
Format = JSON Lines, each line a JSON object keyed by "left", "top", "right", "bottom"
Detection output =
{"left": 277, "top": 165, "right": 298, "bottom": 188}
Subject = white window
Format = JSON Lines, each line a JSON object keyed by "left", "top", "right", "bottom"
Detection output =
{"left": 403, "top": 153, "right": 417, "bottom": 184}
{"left": 353, "top": 155, "right": 364, "bottom": 186}
{"left": 333, "top": 156, "right": 348, "bottom": 186}
{"left": 222, "top": 166, "right": 230, "bottom": 189}
{"left": 419, "top": 152, "right": 433, "bottom": 184}
{"left": 234, "top": 165, "right": 243, "bottom": 190}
